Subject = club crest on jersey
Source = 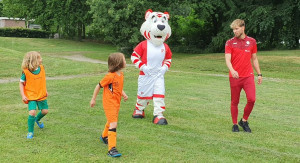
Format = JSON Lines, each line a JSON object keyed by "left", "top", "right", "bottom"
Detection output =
{"left": 108, "top": 83, "right": 113, "bottom": 92}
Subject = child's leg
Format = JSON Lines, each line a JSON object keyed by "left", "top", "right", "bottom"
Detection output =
{"left": 108, "top": 122, "right": 117, "bottom": 151}
{"left": 102, "top": 122, "right": 110, "bottom": 138}
{"left": 28, "top": 110, "right": 36, "bottom": 133}
{"left": 36, "top": 109, "right": 48, "bottom": 122}
{"left": 27, "top": 101, "right": 38, "bottom": 134}
{"left": 36, "top": 100, "right": 49, "bottom": 122}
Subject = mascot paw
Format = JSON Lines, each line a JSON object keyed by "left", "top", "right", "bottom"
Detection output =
{"left": 132, "top": 109, "right": 145, "bottom": 119}
{"left": 153, "top": 115, "right": 168, "bottom": 125}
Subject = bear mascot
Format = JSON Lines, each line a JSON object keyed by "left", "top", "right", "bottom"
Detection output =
{"left": 131, "top": 9, "right": 172, "bottom": 125}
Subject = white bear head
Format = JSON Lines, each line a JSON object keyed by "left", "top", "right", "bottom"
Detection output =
{"left": 140, "top": 9, "right": 171, "bottom": 47}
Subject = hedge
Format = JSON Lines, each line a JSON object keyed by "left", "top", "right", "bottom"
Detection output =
{"left": 0, "top": 28, "right": 50, "bottom": 38}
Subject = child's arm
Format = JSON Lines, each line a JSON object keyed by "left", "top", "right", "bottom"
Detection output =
{"left": 19, "top": 82, "right": 28, "bottom": 103}
{"left": 90, "top": 84, "right": 101, "bottom": 107}
{"left": 122, "top": 90, "right": 128, "bottom": 102}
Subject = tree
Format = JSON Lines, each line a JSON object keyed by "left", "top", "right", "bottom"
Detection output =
{"left": 2, "top": 0, "right": 92, "bottom": 40}
{"left": 2, "top": 0, "right": 298, "bottom": 52}
{"left": 2, "top": 0, "right": 33, "bottom": 27}
{"left": 0, "top": 2, "right": 3, "bottom": 16}
{"left": 87, "top": 0, "right": 185, "bottom": 54}
{"left": 239, "top": 0, "right": 300, "bottom": 49}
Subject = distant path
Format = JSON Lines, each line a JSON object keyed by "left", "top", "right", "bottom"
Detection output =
{"left": 62, "top": 55, "right": 108, "bottom": 64}
{"left": 0, "top": 74, "right": 97, "bottom": 84}
{"left": 62, "top": 55, "right": 135, "bottom": 67}
{"left": 0, "top": 55, "right": 299, "bottom": 84}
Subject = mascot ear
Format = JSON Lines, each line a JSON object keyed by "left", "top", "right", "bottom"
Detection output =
{"left": 164, "top": 12, "right": 170, "bottom": 19}
{"left": 164, "top": 12, "right": 170, "bottom": 20}
{"left": 145, "top": 9, "right": 153, "bottom": 20}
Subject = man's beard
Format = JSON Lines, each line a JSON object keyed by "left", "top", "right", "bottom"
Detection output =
{"left": 235, "top": 32, "right": 242, "bottom": 38}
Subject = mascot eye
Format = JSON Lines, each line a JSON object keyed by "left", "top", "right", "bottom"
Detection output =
{"left": 153, "top": 18, "right": 157, "bottom": 23}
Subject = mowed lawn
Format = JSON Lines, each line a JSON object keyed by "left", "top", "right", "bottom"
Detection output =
{"left": 0, "top": 37, "right": 299, "bottom": 162}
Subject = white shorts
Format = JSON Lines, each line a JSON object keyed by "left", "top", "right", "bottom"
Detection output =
{"left": 137, "top": 74, "right": 165, "bottom": 99}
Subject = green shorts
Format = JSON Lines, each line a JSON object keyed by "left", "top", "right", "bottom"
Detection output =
{"left": 28, "top": 100, "right": 49, "bottom": 111}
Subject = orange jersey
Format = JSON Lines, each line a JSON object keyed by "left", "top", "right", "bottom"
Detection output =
{"left": 23, "top": 65, "right": 47, "bottom": 101}
{"left": 100, "top": 72, "right": 124, "bottom": 110}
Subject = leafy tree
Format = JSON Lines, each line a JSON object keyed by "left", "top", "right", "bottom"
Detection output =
{"left": 239, "top": 0, "right": 300, "bottom": 49}
{"left": 2, "top": 0, "right": 91, "bottom": 40}
{"left": 192, "top": 0, "right": 299, "bottom": 52}
{"left": 87, "top": 0, "right": 185, "bottom": 54}
{"left": 2, "top": 0, "right": 33, "bottom": 27}
{"left": 2, "top": 0, "right": 299, "bottom": 52}
{"left": 0, "top": 2, "right": 3, "bottom": 16}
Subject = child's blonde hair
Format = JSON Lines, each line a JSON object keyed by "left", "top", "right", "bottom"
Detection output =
{"left": 108, "top": 53, "right": 125, "bottom": 73}
{"left": 21, "top": 51, "right": 42, "bottom": 72}
{"left": 230, "top": 19, "right": 245, "bottom": 29}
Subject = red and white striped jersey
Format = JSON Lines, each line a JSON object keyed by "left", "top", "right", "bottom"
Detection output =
{"left": 131, "top": 40, "right": 172, "bottom": 75}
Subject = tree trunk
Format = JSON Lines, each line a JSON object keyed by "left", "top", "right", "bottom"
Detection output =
{"left": 83, "top": 24, "right": 86, "bottom": 39}
{"left": 78, "top": 22, "right": 82, "bottom": 41}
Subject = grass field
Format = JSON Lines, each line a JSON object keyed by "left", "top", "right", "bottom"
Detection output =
{"left": 0, "top": 37, "right": 299, "bottom": 162}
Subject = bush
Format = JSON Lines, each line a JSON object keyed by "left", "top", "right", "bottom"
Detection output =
{"left": 0, "top": 28, "right": 50, "bottom": 38}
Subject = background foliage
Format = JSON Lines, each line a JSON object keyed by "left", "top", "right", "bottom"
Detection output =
{"left": 0, "top": 28, "right": 50, "bottom": 38}
{"left": 1, "top": 0, "right": 299, "bottom": 53}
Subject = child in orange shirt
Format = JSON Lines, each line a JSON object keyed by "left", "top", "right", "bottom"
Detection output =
{"left": 19, "top": 51, "right": 49, "bottom": 139}
{"left": 90, "top": 53, "right": 128, "bottom": 157}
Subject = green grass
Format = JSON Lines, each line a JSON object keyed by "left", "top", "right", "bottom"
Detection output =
{"left": 0, "top": 37, "right": 299, "bottom": 162}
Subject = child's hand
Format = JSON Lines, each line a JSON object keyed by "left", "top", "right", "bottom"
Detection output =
{"left": 123, "top": 94, "right": 128, "bottom": 102}
{"left": 90, "top": 99, "right": 96, "bottom": 107}
{"left": 22, "top": 95, "right": 28, "bottom": 103}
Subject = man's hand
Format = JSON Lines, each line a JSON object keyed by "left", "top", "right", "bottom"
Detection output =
{"left": 257, "top": 76, "right": 262, "bottom": 84}
{"left": 231, "top": 70, "right": 239, "bottom": 79}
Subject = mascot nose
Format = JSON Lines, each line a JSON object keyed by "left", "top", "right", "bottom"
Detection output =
{"left": 157, "top": 25, "right": 165, "bottom": 31}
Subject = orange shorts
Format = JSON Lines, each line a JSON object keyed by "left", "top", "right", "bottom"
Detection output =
{"left": 104, "top": 108, "right": 120, "bottom": 123}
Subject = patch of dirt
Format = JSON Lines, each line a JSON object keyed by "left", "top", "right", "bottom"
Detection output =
{"left": 0, "top": 74, "right": 97, "bottom": 84}
{"left": 62, "top": 55, "right": 108, "bottom": 64}
{"left": 62, "top": 54, "right": 134, "bottom": 67}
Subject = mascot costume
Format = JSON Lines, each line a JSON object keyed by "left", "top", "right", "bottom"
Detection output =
{"left": 131, "top": 9, "right": 172, "bottom": 125}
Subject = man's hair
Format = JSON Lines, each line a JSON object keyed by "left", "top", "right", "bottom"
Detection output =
{"left": 108, "top": 53, "right": 125, "bottom": 72}
{"left": 230, "top": 19, "right": 245, "bottom": 29}
{"left": 21, "top": 51, "right": 41, "bottom": 72}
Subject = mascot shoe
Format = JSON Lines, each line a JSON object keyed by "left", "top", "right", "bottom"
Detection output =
{"left": 153, "top": 115, "right": 168, "bottom": 125}
{"left": 132, "top": 109, "right": 145, "bottom": 118}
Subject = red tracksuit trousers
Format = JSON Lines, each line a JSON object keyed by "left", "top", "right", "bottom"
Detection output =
{"left": 229, "top": 76, "right": 256, "bottom": 124}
